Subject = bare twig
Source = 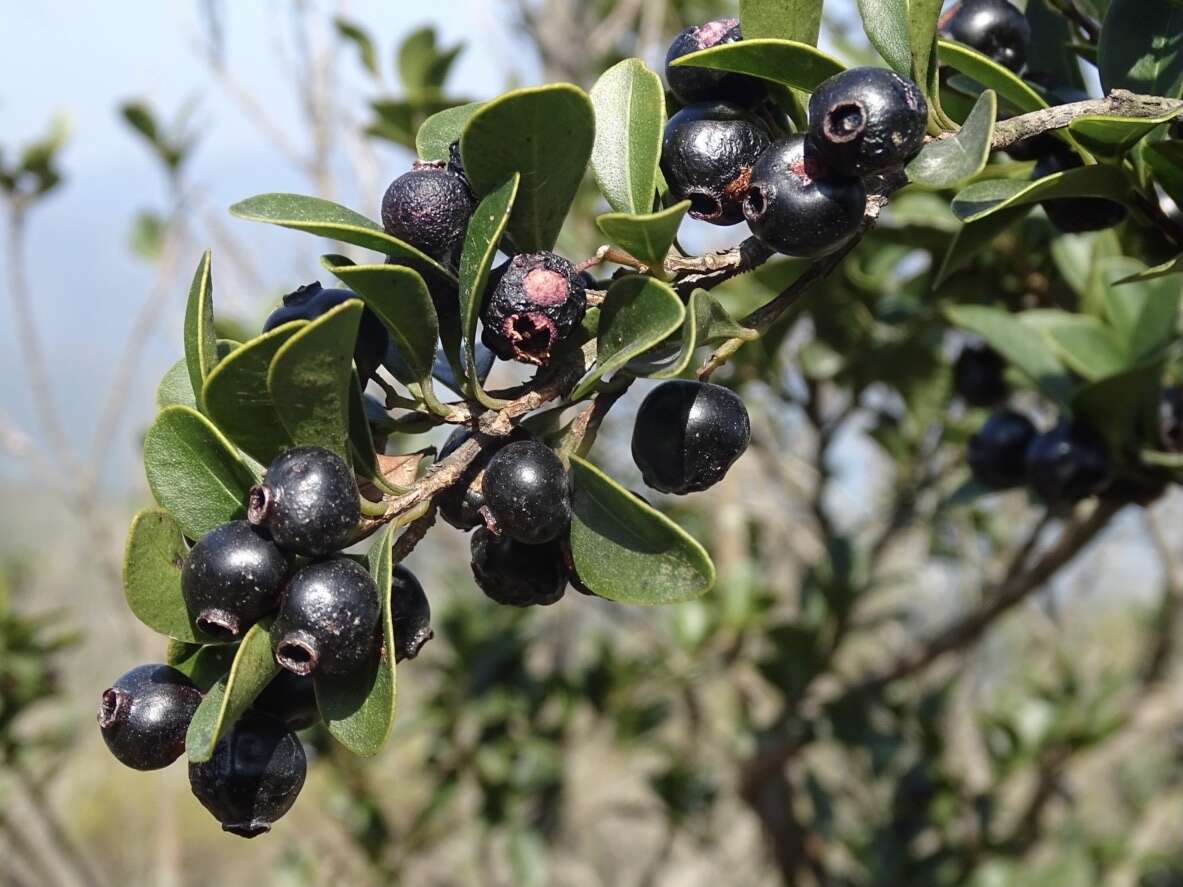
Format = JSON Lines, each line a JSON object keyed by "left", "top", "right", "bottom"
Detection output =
{"left": 989, "top": 90, "right": 1182, "bottom": 149}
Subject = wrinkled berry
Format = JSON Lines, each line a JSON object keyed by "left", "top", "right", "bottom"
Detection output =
{"left": 188, "top": 712, "right": 306, "bottom": 838}
{"left": 480, "top": 252, "right": 587, "bottom": 366}
{"left": 181, "top": 521, "right": 289, "bottom": 641}
{"left": 435, "top": 426, "right": 532, "bottom": 531}
{"left": 1026, "top": 420, "right": 1112, "bottom": 504}
{"left": 1161, "top": 386, "right": 1183, "bottom": 452}
{"left": 248, "top": 447, "right": 361, "bottom": 557}
{"left": 272, "top": 559, "right": 380, "bottom": 677}
{"left": 264, "top": 282, "right": 389, "bottom": 382}
{"left": 743, "top": 135, "right": 867, "bottom": 258}
{"left": 482, "top": 440, "right": 571, "bottom": 545}
{"left": 665, "top": 18, "right": 764, "bottom": 106}
{"left": 254, "top": 671, "right": 319, "bottom": 731}
{"left": 661, "top": 101, "right": 773, "bottom": 226}
{"left": 808, "top": 67, "right": 928, "bottom": 177}
{"left": 392, "top": 565, "right": 432, "bottom": 662}
{"left": 953, "top": 343, "right": 1008, "bottom": 407}
{"left": 968, "top": 408, "right": 1036, "bottom": 490}
{"left": 470, "top": 528, "right": 567, "bottom": 607}
{"left": 98, "top": 664, "right": 202, "bottom": 771}
{"left": 632, "top": 380, "right": 751, "bottom": 495}
{"left": 381, "top": 158, "right": 475, "bottom": 265}
{"left": 1033, "top": 148, "right": 1128, "bottom": 233}
{"left": 942, "top": 0, "right": 1031, "bottom": 72}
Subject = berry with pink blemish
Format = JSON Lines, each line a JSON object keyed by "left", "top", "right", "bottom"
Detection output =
{"left": 480, "top": 252, "right": 587, "bottom": 366}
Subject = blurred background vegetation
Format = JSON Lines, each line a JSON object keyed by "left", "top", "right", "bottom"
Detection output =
{"left": 3, "top": 1, "right": 1183, "bottom": 885}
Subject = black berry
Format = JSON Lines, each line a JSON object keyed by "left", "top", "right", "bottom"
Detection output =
{"left": 482, "top": 440, "right": 571, "bottom": 545}
{"left": 380, "top": 159, "right": 475, "bottom": 265}
{"left": 248, "top": 446, "right": 361, "bottom": 557}
{"left": 632, "top": 380, "right": 751, "bottom": 495}
{"left": 743, "top": 135, "right": 867, "bottom": 258}
{"left": 254, "top": 671, "right": 319, "bottom": 731}
{"left": 942, "top": 0, "right": 1031, "bottom": 73}
{"left": 181, "top": 521, "right": 289, "bottom": 641}
{"left": 435, "top": 426, "right": 531, "bottom": 531}
{"left": 664, "top": 18, "right": 763, "bottom": 106}
{"left": 1161, "top": 386, "right": 1183, "bottom": 452}
{"left": 1025, "top": 421, "right": 1112, "bottom": 504}
{"left": 1033, "top": 148, "right": 1128, "bottom": 233}
{"left": 967, "top": 408, "right": 1036, "bottom": 490}
{"left": 392, "top": 565, "right": 432, "bottom": 662}
{"left": 480, "top": 252, "right": 587, "bottom": 366}
{"left": 808, "top": 67, "right": 928, "bottom": 177}
{"left": 660, "top": 101, "right": 773, "bottom": 226}
{"left": 188, "top": 712, "right": 306, "bottom": 838}
{"left": 98, "top": 664, "right": 201, "bottom": 771}
{"left": 953, "top": 343, "right": 1008, "bottom": 407}
{"left": 470, "top": 528, "right": 567, "bottom": 607}
{"left": 264, "top": 282, "right": 389, "bottom": 382}
{"left": 272, "top": 558, "right": 380, "bottom": 677}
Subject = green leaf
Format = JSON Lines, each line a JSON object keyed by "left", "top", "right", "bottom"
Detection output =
{"left": 595, "top": 202, "right": 689, "bottom": 271}
{"left": 398, "top": 27, "right": 462, "bottom": 94}
{"left": 951, "top": 164, "right": 1131, "bottom": 222}
{"left": 571, "top": 276, "right": 685, "bottom": 401}
{"left": 315, "top": 524, "right": 396, "bottom": 756}
{"left": 460, "top": 85, "right": 595, "bottom": 252}
{"left": 1098, "top": 0, "right": 1183, "bottom": 98}
{"left": 945, "top": 305, "right": 1074, "bottom": 404}
{"left": 416, "top": 101, "right": 482, "bottom": 161}
{"left": 1026, "top": 0, "right": 1086, "bottom": 90}
{"left": 334, "top": 18, "right": 378, "bottom": 78}
{"left": 1094, "top": 257, "right": 1181, "bottom": 359}
{"left": 367, "top": 97, "right": 460, "bottom": 150}
{"left": 1115, "top": 254, "right": 1183, "bottom": 285}
{"left": 144, "top": 406, "right": 257, "bottom": 540}
{"left": 156, "top": 358, "right": 198, "bottom": 411}
{"left": 672, "top": 39, "right": 845, "bottom": 93}
{"left": 268, "top": 299, "right": 363, "bottom": 459}
{"left": 184, "top": 250, "right": 218, "bottom": 412}
{"left": 186, "top": 619, "right": 279, "bottom": 763}
{"left": 740, "top": 0, "right": 823, "bottom": 44}
{"left": 628, "top": 289, "right": 750, "bottom": 380}
{"left": 1068, "top": 111, "right": 1182, "bottom": 159}
{"left": 935, "top": 206, "right": 1031, "bottom": 285}
{"left": 1071, "top": 360, "right": 1165, "bottom": 451}
{"left": 857, "top": 0, "right": 911, "bottom": 76}
{"left": 907, "top": 90, "right": 996, "bottom": 188}
{"left": 229, "top": 194, "right": 455, "bottom": 284}
{"left": 568, "top": 457, "right": 715, "bottom": 604}
{"left": 589, "top": 59, "right": 665, "bottom": 215}
{"left": 937, "top": 40, "right": 1049, "bottom": 114}
{"left": 908, "top": 0, "right": 944, "bottom": 92}
{"left": 1021, "top": 310, "right": 1127, "bottom": 379}
{"left": 1146, "top": 139, "right": 1183, "bottom": 208}
{"left": 169, "top": 643, "right": 237, "bottom": 692}
{"left": 124, "top": 509, "right": 217, "bottom": 643}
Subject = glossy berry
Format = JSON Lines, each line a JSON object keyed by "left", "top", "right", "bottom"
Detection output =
{"left": 942, "top": 0, "right": 1031, "bottom": 73}
{"left": 632, "top": 380, "right": 751, "bottom": 495}
{"left": 743, "top": 135, "right": 867, "bottom": 258}
{"left": 967, "top": 408, "right": 1036, "bottom": 490}
{"left": 665, "top": 18, "right": 763, "bottom": 106}
{"left": 181, "top": 521, "right": 288, "bottom": 641}
{"left": 1033, "top": 149, "right": 1127, "bottom": 233}
{"left": 392, "top": 565, "right": 432, "bottom": 662}
{"left": 1161, "top": 386, "right": 1183, "bottom": 452}
{"left": 189, "top": 712, "right": 306, "bottom": 838}
{"left": 272, "top": 558, "right": 380, "bottom": 677}
{"left": 248, "top": 446, "right": 361, "bottom": 557}
{"left": 482, "top": 440, "right": 571, "bottom": 545}
{"left": 264, "top": 282, "right": 389, "bottom": 382}
{"left": 470, "top": 528, "right": 566, "bottom": 607}
{"left": 1026, "top": 421, "right": 1111, "bottom": 504}
{"left": 953, "top": 343, "right": 1008, "bottom": 407}
{"left": 380, "top": 157, "right": 475, "bottom": 265}
{"left": 98, "top": 664, "right": 201, "bottom": 771}
{"left": 435, "top": 426, "right": 531, "bottom": 531}
{"left": 480, "top": 252, "right": 587, "bottom": 366}
{"left": 808, "top": 67, "right": 928, "bottom": 177}
{"left": 661, "top": 101, "right": 772, "bottom": 226}
{"left": 254, "top": 671, "right": 319, "bottom": 731}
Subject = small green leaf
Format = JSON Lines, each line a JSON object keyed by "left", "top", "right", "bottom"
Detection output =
{"left": 951, "top": 164, "right": 1131, "bottom": 222}
{"left": 144, "top": 406, "right": 257, "bottom": 540}
{"left": 1069, "top": 111, "right": 1182, "bottom": 159}
{"left": 156, "top": 358, "right": 198, "bottom": 411}
{"left": 416, "top": 101, "right": 483, "bottom": 161}
{"left": 184, "top": 250, "right": 218, "bottom": 412}
{"left": 229, "top": 194, "right": 455, "bottom": 284}
{"left": 1025, "top": 0, "right": 1085, "bottom": 90}
{"left": 1093, "top": 257, "right": 1182, "bottom": 360}
{"left": 1115, "top": 254, "right": 1183, "bottom": 285}
{"left": 568, "top": 457, "right": 715, "bottom": 604}
{"left": 1071, "top": 360, "right": 1165, "bottom": 451}
{"left": 945, "top": 305, "right": 1074, "bottom": 404}
{"left": 937, "top": 40, "right": 1048, "bottom": 114}
{"left": 186, "top": 618, "right": 280, "bottom": 763}
{"left": 571, "top": 276, "right": 685, "bottom": 401}
{"left": 315, "top": 524, "right": 396, "bottom": 756}
{"left": 908, "top": 0, "right": 944, "bottom": 93}
{"left": 672, "top": 39, "right": 845, "bottom": 93}
{"left": 907, "top": 91, "right": 996, "bottom": 188}
{"left": 1021, "top": 310, "right": 1127, "bottom": 379}
{"left": 398, "top": 27, "right": 462, "bottom": 94}
{"left": 740, "top": 0, "right": 823, "bottom": 45}
{"left": 857, "top": 0, "right": 911, "bottom": 76}
{"left": 628, "top": 289, "right": 749, "bottom": 380}
{"left": 170, "top": 643, "right": 237, "bottom": 692}
{"left": 595, "top": 202, "right": 689, "bottom": 271}
{"left": 1098, "top": 0, "right": 1183, "bottom": 99}
{"left": 935, "top": 206, "right": 1031, "bottom": 285}
{"left": 590, "top": 59, "right": 666, "bottom": 215}
{"left": 335, "top": 18, "right": 379, "bottom": 78}
{"left": 461, "top": 84, "right": 595, "bottom": 252}
{"left": 1146, "top": 140, "right": 1183, "bottom": 208}
{"left": 123, "top": 508, "right": 217, "bottom": 643}
{"left": 348, "top": 373, "right": 385, "bottom": 490}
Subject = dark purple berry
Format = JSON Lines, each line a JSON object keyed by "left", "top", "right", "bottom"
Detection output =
{"left": 248, "top": 447, "right": 361, "bottom": 557}
{"left": 480, "top": 252, "right": 587, "bottom": 366}
{"left": 253, "top": 671, "right": 319, "bottom": 731}
{"left": 1033, "top": 148, "right": 1127, "bottom": 233}
{"left": 188, "top": 712, "right": 306, "bottom": 838}
{"left": 470, "top": 528, "right": 566, "bottom": 607}
{"left": 953, "top": 343, "right": 1009, "bottom": 407}
{"left": 1161, "top": 386, "right": 1183, "bottom": 452}
{"left": 743, "top": 135, "right": 867, "bottom": 258}
{"left": 632, "top": 380, "right": 751, "bottom": 495}
{"left": 181, "top": 521, "right": 289, "bottom": 642}
{"left": 381, "top": 160, "right": 475, "bottom": 265}
{"left": 664, "top": 18, "right": 764, "bottom": 106}
{"left": 98, "top": 664, "right": 201, "bottom": 771}
{"left": 272, "top": 558, "right": 380, "bottom": 677}
{"left": 942, "top": 0, "right": 1031, "bottom": 72}
{"left": 392, "top": 565, "right": 432, "bottom": 662}
{"left": 660, "top": 101, "right": 773, "bottom": 226}
{"left": 968, "top": 408, "right": 1036, "bottom": 490}
{"left": 264, "top": 282, "right": 389, "bottom": 382}
{"left": 1026, "top": 421, "right": 1112, "bottom": 504}
{"left": 435, "top": 426, "right": 532, "bottom": 531}
{"left": 482, "top": 440, "right": 571, "bottom": 545}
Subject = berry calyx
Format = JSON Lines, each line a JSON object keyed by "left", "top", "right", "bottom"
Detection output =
{"left": 967, "top": 408, "right": 1036, "bottom": 490}
{"left": 660, "top": 101, "right": 772, "bottom": 226}
{"left": 248, "top": 447, "right": 361, "bottom": 557}
{"left": 98, "top": 664, "right": 202, "bottom": 771}
{"left": 271, "top": 558, "right": 380, "bottom": 677}
{"left": 392, "top": 565, "right": 432, "bottom": 662}
{"left": 1025, "top": 421, "right": 1112, "bottom": 504}
{"left": 181, "top": 520, "right": 289, "bottom": 641}
{"left": 953, "top": 343, "right": 1009, "bottom": 408}
{"left": 380, "top": 156, "right": 475, "bottom": 265}
{"left": 480, "top": 252, "right": 587, "bottom": 366}
{"left": 188, "top": 712, "right": 306, "bottom": 838}
{"left": 1033, "top": 148, "right": 1128, "bottom": 233}
{"left": 808, "top": 67, "right": 928, "bottom": 177}
{"left": 632, "top": 380, "right": 751, "bottom": 495}
{"left": 482, "top": 440, "right": 572, "bottom": 545}
{"left": 664, "top": 18, "right": 764, "bottom": 106}
{"left": 254, "top": 671, "right": 319, "bottom": 731}
{"left": 470, "top": 528, "right": 567, "bottom": 607}
{"left": 941, "top": 0, "right": 1031, "bottom": 73}
{"left": 263, "top": 282, "right": 389, "bottom": 382}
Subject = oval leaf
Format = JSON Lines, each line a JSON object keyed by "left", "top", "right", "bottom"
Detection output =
{"left": 1098, "top": 0, "right": 1183, "bottom": 99}
{"left": 951, "top": 163, "right": 1131, "bottom": 222}
{"left": 740, "top": 0, "right": 823, "bottom": 45}
{"left": 184, "top": 250, "right": 218, "bottom": 412}
{"left": 568, "top": 457, "right": 715, "bottom": 604}
{"left": 857, "top": 0, "right": 911, "bottom": 76}
{"left": 908, "top": 0, "right": 944, "bottom": 93}
{"left": 1068, "top": 111, "right": 1183, "bottom": 159}
{"left": 169, "top": 643, "right": 237, "bottom": 692}
{"left": 937, "top": 40, "right": 1048, "bottom": 114}
{"left": 628, "top": 289, "right": 749, "bottom": 381}
{"left": 1021, "top": 310, "right": 1127, "bottom": 380}
{"left": 590, "top": 59, "right": 665, "bottom": 215}
{"left": 595, "top": 201, "right": 689, "bottom": 271}
{"left": 157, "top": 358, "right": 198, "bottom": 411}
{"left": 672, "top": 39, "right": 845, "bottom": 93}
{"left": 907, "top": 90, "right": 996, "bottom": 188}
{"left": 416, "top": 101, "right": 483, "bottom": 161}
